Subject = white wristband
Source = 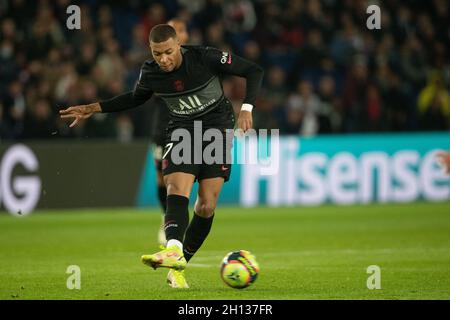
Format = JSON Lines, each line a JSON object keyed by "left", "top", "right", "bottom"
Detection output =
{"left": 241, "top": 103, "right": 253, "bottom": 112}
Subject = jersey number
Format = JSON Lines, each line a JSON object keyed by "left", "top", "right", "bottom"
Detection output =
{"left": 162, "top": 143, "right": 174, "bottom": 160}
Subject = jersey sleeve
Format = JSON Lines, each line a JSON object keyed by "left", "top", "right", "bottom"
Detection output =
{"left": 99, "top": 63, "right": 154, "bottom": 113}
{"left": 133, "top": 64, "right": 154, "bottom": 105}
{"left": 203, "top": 47, "right": 264, "bottom": 106}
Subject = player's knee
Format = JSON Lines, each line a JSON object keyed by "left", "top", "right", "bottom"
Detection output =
{"left": 195, "top": 202, "right": 216, "bottom": 218}
{"left": 166, "top": 183, "right": 189, "bottom": 198}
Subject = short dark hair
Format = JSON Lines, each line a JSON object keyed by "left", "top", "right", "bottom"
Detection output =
{"left": 149, "top": 24, "right": 177, "bottom": 43}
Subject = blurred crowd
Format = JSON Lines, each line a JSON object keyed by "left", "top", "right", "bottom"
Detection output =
{"left": 1, "top": 0, "right": 449, "bottom": 142}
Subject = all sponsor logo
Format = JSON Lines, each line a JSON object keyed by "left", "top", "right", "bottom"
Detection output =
{"left": 179, "top": 94, "right": 202, "bottom": 111}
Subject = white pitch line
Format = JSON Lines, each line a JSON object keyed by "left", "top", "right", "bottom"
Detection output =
{"left": 190, "top": 247, "right": 450, "bottom": 262}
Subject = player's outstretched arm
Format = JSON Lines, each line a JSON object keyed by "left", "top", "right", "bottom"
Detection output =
{"left": 60, "top": 89, "right": 152, "bottom": 128}
{"left": 437, "top": 151, "right": 450, "bottom": 174}
{"left": 59, "top": 103, "right": 101, "bottom": 128}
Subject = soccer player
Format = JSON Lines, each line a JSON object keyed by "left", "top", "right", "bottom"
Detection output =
{"left": 152, "top": 19, "right": 190, "bottom": 246}
{"left": 60, "top": 24, "right": 264, "bottom": 288}
{"left": 437, "top": 151, "right": 450, "bottom": 174}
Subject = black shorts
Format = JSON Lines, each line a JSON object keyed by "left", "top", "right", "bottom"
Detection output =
{"left": 161, "top": 100, "right": 235, "bottom": 182}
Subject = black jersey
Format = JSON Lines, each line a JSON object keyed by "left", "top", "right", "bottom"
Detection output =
{"left": 99, "top": 45, "right": 264, "bottom": 130}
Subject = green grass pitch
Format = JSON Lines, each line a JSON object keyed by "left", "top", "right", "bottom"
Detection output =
{"left": 1, "top": 202, "right": 450, "bottom": 300}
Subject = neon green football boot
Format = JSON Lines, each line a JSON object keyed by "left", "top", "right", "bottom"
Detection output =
{"left": 141, "top": 245, "right": 187, "bottom": 271}
{"left": 167, "top": 269, "right": 189, "bottom": 288}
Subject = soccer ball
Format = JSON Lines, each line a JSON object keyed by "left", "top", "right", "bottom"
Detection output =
{"left": 220, "top": 250, "right": 260, "bottom": 289}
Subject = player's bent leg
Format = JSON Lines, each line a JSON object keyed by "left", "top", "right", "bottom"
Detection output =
{"left": 164, "top": 172, "right": 196, "bottom": 198}
{"left": 164, "top": 172, "right": 195, "bottom": 252}
{"left": 193, "top": 177, "right": 224, "bottom": 217}
{"left": 183, "top": 177, "right": 224, "bottom": 262}
{"left": 142, "top": 172, "right": 195, "bottom": 270}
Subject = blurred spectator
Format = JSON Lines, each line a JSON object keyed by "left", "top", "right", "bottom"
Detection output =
{"left": 76, "top": 41, "right": 98, "bottom": 76}
{"left": 242, "top": 40, "right": 263, "bottom": 66}
{"left": 366, "top": 83, "right": 382, "bottom": 131}
{"left": 222, "top": 0, "right": 256, "bottom": 53}
{"left": 287, "top": 80, "right": 321, "bottom": 136}
{"left": 301, "top": 29, "right": 327, "bottom": 70}
{"left": 95, "top": 38, "right": 126, "bottom": 88}
{"left": 383, "top": 73, "right": 409, "bottom": 132}
{"left": 0, "top": 38, "right": 18, "bottom": 89}
{"left": 417, "top": 73, "right": 450, "bottom": 130}
{"left": 317, "top": 76, "right": 341, "bottom": 133}
{"left": 116, "top": 114, "right": 134, "bottom": 143}
{"left": 342, "top": 58, "right": 369, "bottom": 132}
{"left": 204, "top": 20, "right": 227, "bottom": 49}
{"left": 265, "top": 66, "right": 289, "bottom": 109}
{"left": 0, "top": 102, "right": 6, "bottom": 139}
{"left": 23, "top": 99, "right": 56, "bottom": 139}
{"left": 140, "top": 3, "right": 167, "bottom": 37}
{"left": 54, "top": 62, "right": 78, "bottom": 104}
{"left": 194, "top": 0, "right": 223, "bottom": 30}
{"left": 222, "top": 0, "right": 256, "bottom": 34}
{"left": 2, "top": 80, "right": 26, "bottom": 139}
{"left": 178, "top": 0, "right": 205, "bottom": 15}
{"left": 252, "top": 92, "right": 279, "bottom": 131}
{"left": 126, "top": 24, "right": 150, "bottom": 68}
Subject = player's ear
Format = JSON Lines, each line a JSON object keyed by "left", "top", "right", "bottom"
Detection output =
{"left": 173, "top": 35, "right": 179, "bottom": 46}
{"left": 148, "top": 46, "right": 154, "bottom": 58}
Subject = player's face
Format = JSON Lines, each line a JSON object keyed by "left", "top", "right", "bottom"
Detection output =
{"left": 168, "top": 21, "right": 189, "bottom": 45}
{"left": 150, "top": 37, "right": 182, "bottom": 72}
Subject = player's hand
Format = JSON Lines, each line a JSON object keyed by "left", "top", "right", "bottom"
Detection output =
{"left": 237, "top": 110, "right": 253, "bottom": 133}
{"left": 437, "top": 151, "right": 450, "bottom": 174}
{"left": 59, "top": 103, "right": 101, "bottom": 128}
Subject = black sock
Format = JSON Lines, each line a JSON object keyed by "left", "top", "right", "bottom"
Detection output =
{"left": 183, "top": 212, "right": 215, "bottom": 262}
{"left": 164, "top": 195, "right": 189, "bottom": 242}
{"left": 157, "top": 185, "right": 167, "bottom": 213}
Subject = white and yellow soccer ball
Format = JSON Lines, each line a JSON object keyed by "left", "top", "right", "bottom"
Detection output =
{"left": 220, "top": 250, "right": 260, "bottom": 289}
